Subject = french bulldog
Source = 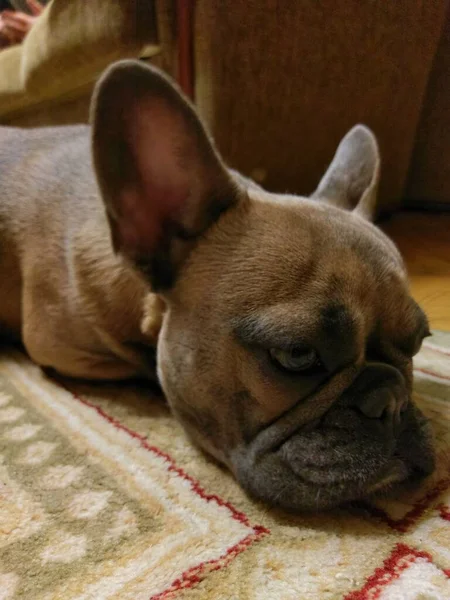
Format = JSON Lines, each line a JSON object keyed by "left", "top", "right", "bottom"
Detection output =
{"left": 0, "top": 60, "right": 434, "bottom": 511}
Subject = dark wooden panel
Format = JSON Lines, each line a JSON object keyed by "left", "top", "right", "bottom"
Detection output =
{"left": 194, "top": 0, "right": 447, "bottom": 214}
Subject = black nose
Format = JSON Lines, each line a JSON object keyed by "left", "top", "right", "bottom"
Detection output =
{"left": 350, "top": 364, "right": 407, "bottom": 428}
{"left": 357, "top": 387, "right": 404, "bottom": 423}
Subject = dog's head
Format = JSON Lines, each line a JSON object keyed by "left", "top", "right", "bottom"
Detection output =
{"left": 91, "top": 60, "right": 434, "bottom": 511}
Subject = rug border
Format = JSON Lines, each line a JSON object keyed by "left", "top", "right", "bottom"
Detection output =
{"left": 65, "top": 387, "right": 270, "bottom": 600}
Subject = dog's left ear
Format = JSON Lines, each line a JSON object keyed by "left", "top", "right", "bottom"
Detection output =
{"left": 91, "top": 60, "right": 239, "bottom": 291}
{"left": 312, "top": 125, "right": 380, "bottom": 221}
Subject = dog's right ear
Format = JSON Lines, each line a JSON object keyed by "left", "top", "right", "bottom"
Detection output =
{"left": 312, "top": 125, "right": 380, "bottom": 221}
{"left": 91, "top": 60, "right": 239, "bottom": 291}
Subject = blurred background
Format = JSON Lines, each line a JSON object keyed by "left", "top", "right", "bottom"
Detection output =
{"left": 0, "top": 0, "right": 449, "bottom": 328}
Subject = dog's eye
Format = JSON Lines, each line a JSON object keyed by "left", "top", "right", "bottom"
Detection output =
{"left": 269, "top": 347, "right": 322, "bottom": 374}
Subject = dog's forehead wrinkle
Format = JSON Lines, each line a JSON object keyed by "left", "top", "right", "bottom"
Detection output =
{"left": 233, "top": 307, "right": 318, "bottom": 349}
{"left": 233, "top": 301, "right": 361, "bottom": 371}
{"left": 381, "top": 297, "right": 430, "bottom": 357}
{"left": 320, "top": 303, "right": 358, "bottom": 342}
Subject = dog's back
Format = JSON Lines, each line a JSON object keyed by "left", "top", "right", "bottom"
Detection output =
{"left": 0, "top": 126, "right": 153, "bottom": 378}
{"left": 0, "top": 125, "right": 96, "bottom": 235}
{"left": 0, "top": 125, "right": 94, "bottom": 338}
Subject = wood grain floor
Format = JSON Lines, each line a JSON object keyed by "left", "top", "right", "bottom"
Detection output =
{"left": 381, "top": 212, "right": 450, "bottom": 331}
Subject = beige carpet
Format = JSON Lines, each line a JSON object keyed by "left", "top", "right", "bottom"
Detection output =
{"left": 1, "top": 333, "right": 449, "bottom": 599}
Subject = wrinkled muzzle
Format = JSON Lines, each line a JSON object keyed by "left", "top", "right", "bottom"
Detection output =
{"left": 230, "top": 364, "right": 435, "bottom": 511}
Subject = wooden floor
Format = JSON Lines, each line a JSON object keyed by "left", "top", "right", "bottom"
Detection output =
{"left": 381, "top": 212, "right": 450, "bottom": 331}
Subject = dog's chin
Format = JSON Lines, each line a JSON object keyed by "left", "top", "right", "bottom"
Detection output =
{"left": 233, "top": 451, "right": 433, "bottom": 512}
{"left": 231, "top": 406, "right": 435, "bottom": 512}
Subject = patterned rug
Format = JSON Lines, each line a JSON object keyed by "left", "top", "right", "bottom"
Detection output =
{"left": 1, "top": 332, "right": 449, "bottom": 600}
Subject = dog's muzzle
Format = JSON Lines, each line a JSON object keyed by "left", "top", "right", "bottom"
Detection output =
{"left": 230, "top": 363, "right": 435, "bottom": 511}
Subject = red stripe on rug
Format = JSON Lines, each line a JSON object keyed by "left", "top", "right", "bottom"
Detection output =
{"left": 344, "top": 543, "right": 435, "bottom": 599}
{"left": 67, "top": 388, "right": 269, "bottom": 532}
{"left": 359, "top": 476, "right": 450, "bottom": 533}
{"left": 150, "top": 529, "right": 265, "bottom": 600}
{"left": 414, "top": 367, "right": 450, "bottom": 382}
{"left": 438, "top": 504, "right": 450, "bottom": 522}
{"left": 423, "top": 343, "right": 450, "bottom": 357}
{"left": 64, "top": 387, "right": 269, "bottom": 597}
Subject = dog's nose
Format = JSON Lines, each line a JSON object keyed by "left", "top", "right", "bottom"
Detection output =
{"left": 356, "top": 387, "right": 404, "bottom": 423}
{"left": 350, "top": 364, "right": 407, "bottom": 428}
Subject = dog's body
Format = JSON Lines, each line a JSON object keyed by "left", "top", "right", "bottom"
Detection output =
{"left": 0, "top": 61, "right": 435, "bottom": 511}
{"left": 0, "top": 125, "right": 160, "bottom": 380}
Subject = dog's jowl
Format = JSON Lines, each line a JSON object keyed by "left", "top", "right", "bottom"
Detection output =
{"left": 0, "top": 60, "right": 434, "bottom": 511}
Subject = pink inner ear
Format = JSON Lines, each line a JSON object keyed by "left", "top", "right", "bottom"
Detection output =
{"left": 117, "top": 185, "right": 187, "bottom": 257}
{"left": 115, "top": 101, "right": 194, "bottom": 256}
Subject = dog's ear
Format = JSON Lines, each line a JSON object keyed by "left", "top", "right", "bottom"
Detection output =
{"left": 91, "top": 60, "right": 238, "bottom": 291}
{"left": 312, "top": 125, "right": 380, "bottom": 221}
